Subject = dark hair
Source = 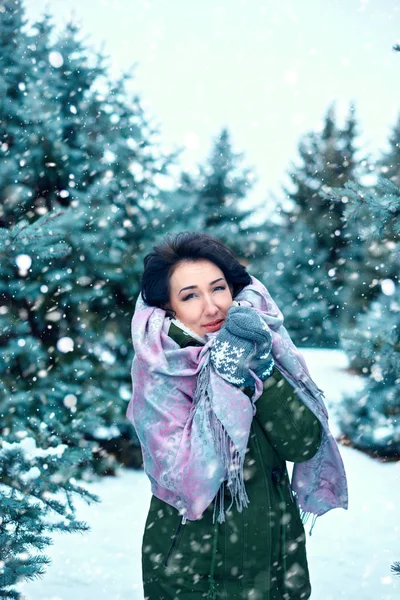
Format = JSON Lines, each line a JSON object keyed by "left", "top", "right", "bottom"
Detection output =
{"left": 141, "top": 232, "right": 251, "bottom": 314}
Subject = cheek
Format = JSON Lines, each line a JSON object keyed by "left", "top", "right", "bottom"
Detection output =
{"left": 222, "top": 293, "right": 233, "bottom": 311}
{"left": 177, "top": 303, "right": 200, "bottom": 324}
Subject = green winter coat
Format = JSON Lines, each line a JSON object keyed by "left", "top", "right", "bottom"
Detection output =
{"left": 141, "top": 322, "right": 322, "bottom": 600}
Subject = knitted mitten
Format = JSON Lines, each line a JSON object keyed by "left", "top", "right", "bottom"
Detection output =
{"left": 210, "top": 305, "right": 274, "bottom": 388}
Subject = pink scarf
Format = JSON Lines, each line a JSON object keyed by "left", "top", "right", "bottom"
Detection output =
{"left": 126, "top": 276, "right": 348, "bottom": 527}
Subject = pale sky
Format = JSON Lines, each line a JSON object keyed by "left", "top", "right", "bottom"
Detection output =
{"left": 25, "top": 0, "right": 400, "bottom": 208}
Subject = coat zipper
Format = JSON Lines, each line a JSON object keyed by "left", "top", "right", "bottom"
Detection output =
{"left": 163, "top": 518, "right": 185, "bottom": 567}
{"left": 271, "top": 467, "right": 287, "bottom": 589}
{"left": 252, "top": 426, "right": 272, "bottom": 600}
{"left": 286, "top": 476, "right": 301, "bottom": 514}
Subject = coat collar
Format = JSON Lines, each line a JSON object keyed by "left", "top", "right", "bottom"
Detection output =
{"left": 167, "top": 319, "right": 205, "bottom": 348}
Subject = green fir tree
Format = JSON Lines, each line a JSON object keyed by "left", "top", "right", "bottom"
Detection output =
{"left": 179, "top": 127, "right": 270, "bottom": 271}
{"left": 279, "top": 104, "right": 365, "bottom": 345}
{"left": 0, "top": 1, "right": 178, "bottom": 478}
{"left": 197, "top": 128, "right": 253, "bottom": 231}
{"left": 327, "top": 177, "right": 400, "bottom": 457}
{"left": 265, "top": 218, "right": 334, "bottom": 347}
{"left": 0, "top": 212, "right": 100, "bottom": 600}
{"left": 0, "top": 2, "right": 181, "bottom": 594}
{"left": 379, "top": 114, "right": 400, "bottom": 185}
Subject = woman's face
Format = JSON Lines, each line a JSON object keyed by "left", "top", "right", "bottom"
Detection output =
{"left": 167, "top": 259, "right": 233, "bottom": 337}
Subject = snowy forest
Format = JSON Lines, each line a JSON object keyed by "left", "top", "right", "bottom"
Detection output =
{"left": 1, "top": 1, "right": 399, "bottom": 599}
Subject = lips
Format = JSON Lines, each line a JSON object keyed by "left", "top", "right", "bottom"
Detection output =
{"left": 204, "top": 319, "right": 223, "bottom": 327}
{"left": 203, "top": 319, "right": 224, "bottom": 332}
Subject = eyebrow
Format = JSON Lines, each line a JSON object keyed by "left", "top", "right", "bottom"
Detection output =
{"left": 178, "top": 277, "right": 225, "bottom": 296}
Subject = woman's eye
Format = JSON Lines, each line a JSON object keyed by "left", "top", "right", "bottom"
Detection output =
{"left": 182, "top": 286, "right": 226, "bottom": 301}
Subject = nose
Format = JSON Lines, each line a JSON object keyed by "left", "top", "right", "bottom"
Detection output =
{"left": 203, "top": 294, "right": 219, "bottom": 317}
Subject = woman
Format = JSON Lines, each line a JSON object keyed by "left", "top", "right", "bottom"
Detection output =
{"left": 126, "top": 232, "right": 348, "bottom": 600}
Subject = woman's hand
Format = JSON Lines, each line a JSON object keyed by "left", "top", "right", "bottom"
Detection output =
{"left": 210, "top": 305, "right": 274, "bottom": 388}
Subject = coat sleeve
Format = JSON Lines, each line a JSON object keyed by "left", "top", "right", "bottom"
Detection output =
{"left": 253, "top": 367, "right": 322, "bottom": 463}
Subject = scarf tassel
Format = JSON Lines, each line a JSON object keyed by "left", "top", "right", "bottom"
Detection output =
{"left": 207, "top": 395, "right": 250, "bottom": 524}
{"left": 194, "top": 357, "right": 250, "bottom": 525}
{"left": 299, "top": 509, "right": 319, "bottom": 536}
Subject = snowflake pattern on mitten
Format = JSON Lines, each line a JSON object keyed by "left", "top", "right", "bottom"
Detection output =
{"left": 210, "top": 338, "right": 249, "bottom": 386}
{"left": 210, "top": 305, "right": 275, "bottom": 388}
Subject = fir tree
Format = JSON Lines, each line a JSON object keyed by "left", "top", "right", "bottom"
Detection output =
{"left": 283, "top": 104, "right": 360, "bottom": 243}
{"left": 379, "top": 114, "right": 400, "bottom": 185}
{"left": 197, "top": 128, "right": 253, "bottom": 231}
{"left": 181, "top": 127, "right": 270, "bottom": 271}
{"left": 391, "top": 561, "right": 400, "bottom": 575}
{"left": 0, "top": 1, "right": 176, "bottom": 478}
{"left": 1, "top": 7, "right": 123, "bottom": 475}
{"left": 0, "top": 0, "right": 180, "bottom": 594}
{"left": 279, "top": 104, "right": 366, "bottom": 345}
{"left": 0, "top": 0, "right": 33, "bottom": 225}
{"left": 0, "top": 212, "right": 100, "bottom": 600}
{"left": 327, "top": 178, "right": 400, "bottom": 457}
{"left": 266, "top": 218, "right": 335, "bottom": 347}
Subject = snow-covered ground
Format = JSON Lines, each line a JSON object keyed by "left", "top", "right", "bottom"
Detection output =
{"left": 17, "top": 350, "right": 400, "bottom": 600}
